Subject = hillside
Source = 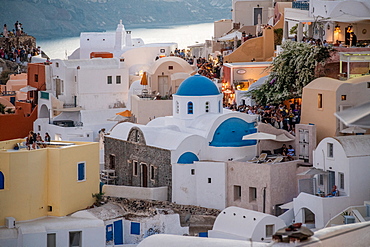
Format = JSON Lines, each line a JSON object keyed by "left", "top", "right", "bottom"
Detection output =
{"left": 0, "top": 0, "right": 231, "bottom": 39}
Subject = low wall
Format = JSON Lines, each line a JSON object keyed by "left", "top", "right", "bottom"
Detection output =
{"left": 103, "top": 185, "right": 168, "bottom": 201}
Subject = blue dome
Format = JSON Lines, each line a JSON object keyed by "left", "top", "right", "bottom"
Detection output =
{"left": 176, "top": 74, "right": 220, "bottom": 96}
{"left": 177, "top": 152, "right": 199, "bottom": 164}
{"left": 210, "top": 118, "right": 257, "bottom": 147}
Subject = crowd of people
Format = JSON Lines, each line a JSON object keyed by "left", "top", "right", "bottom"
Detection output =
{"left": 225, "top": 103, "right": 301, "bottom": 134}
{"left": 25, "top": 131, "right": 51, "bottom": 150}
{"left": 2, "top": 21, "right": 25, "bottom": 38}
{"left": 1, "top": 21, "right": 40, "bottom": 64}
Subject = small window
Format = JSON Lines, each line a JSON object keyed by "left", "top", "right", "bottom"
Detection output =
{"left": 339, "top": 172, "right": 344, "bottom": 189}
{"left": 48, "top": 205, "right": 52, "bottom": 212}
{"left": 219, "top": 100, "right": 221, "bottom": 113}
{"left": 131, "top": 222, "right": 140, "bottom": 235}
{"left": 208, "top": 178, "right": 212, "bottom": 183}
{"left": 249, "top": 187, "right": 257, "bottom": 202}
{"left": 266, "top": 225, "right": 274, "bottom": 238}
{"left": 205, "top": 101, "right": 210, "bottom": 113}
{"left": 168, "top": 66, "right": 173, "bottom": 70}
{"left": 116, "top": 75, "right": 121, "bottom": 84}
{"left": 318, "top": 94, "right": 323, "bottom": 108}
{"left": 187, "top": 102, "right": 193, "bottom": 114}
{"left": 176, "top": 101, "right": 179, "bottom": 114}
{"left": 56, "top": 62, "right": 59, "bottom": 68}
{"left": 341, "top": 95, "right": 346, "bottom": 101}
{"left": 47, "top": 233, "right": 56, "bottom": 247}
{"left": 150, "top": 165, "right": 155, "bottom": 180}
{"left": 38, "top": 125, "right": 41, "bottom": 131}
{"left": 234, "top": 185, "right": 241, "bottom": 201}
{"left": 69, "top": 231, "right": 81, "bottom": 247}
{"left": 133, "top": 161, "right": 138, "bottom": 176}
{"left": 319, "top": 174, "right": 324, "bottom": 185}
{"left": 367, "top": 82, "right": 370, "bottom": 88}
{"left": 327, "top": 143, "right": 333, "bottom": 158}
{"left": 191, "top": 169, "right": 195, "bottom": 175}
{"left": 109, "top": 154, "right": 116, "bottom": 170}
{"left": 34, "top": 74, "right": 39, "bottom": 82}
{"left": 87, "top": 38, "right": 89, "bottom": 41}
{"left": 107, "top": 76, "right": 112, "bottom": 84}
{"left": 77, "top": 162, "right": 85, "bottom": 181}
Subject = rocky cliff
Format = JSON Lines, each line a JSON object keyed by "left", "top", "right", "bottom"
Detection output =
{"left": 1, "top": 0, "right": 231, "bottom": 39}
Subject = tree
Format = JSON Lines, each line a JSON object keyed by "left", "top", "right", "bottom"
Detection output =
{"left": 247, "top": 41, "right": 334, "bottom": 105}
{"left": 0, "top": 103, "right": 6, "bottom": 114}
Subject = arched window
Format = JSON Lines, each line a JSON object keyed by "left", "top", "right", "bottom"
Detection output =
{"left": 187, "top": 102, "right": 193, "bottom": 114}
{"left": 0, "top": 171, "right": 5, "bottom": 189}
{"left": 205, "top": 102, "right": 210, "bottom": 113}
{"left": 176, "top": 101, "right": 179, "bottom": 114}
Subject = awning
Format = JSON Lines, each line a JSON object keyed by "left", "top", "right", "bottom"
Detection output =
{"left": 19, "top": 85, "right": 37, "bottom": 92}
{"left": 334, "top": 102, "right": 370, "bottom": 128}
{"left": 298, "top": 168, "right": 328, "bottom": 176}
{"left": 243, "top": 132, "right": 276, "bottom": 140}
{"left": 217, "top": 31, "right": 242, "bottom": 41}
{"left": 279, "top": 201, "right": 294, "bottom": 210}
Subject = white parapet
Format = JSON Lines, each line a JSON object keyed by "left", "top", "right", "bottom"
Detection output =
{"left": 103, "top": 185, "right": 168, "bottom": 201}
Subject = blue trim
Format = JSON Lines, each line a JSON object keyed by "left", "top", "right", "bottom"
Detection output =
{"left": 178, "top": 152, "right": 199, "bottom": 164}
{"left": 106, "top": 224, "right": 113, "bottom": 242}
{"left": 199, "top": 232, "right": 208, "bottom": 237}
{"left": 0, "top": 172, "right": 4, "bottom": 189}
{"left": 210, "top": 118, "right": 257, "bottom": 147}
{"left": 176, "top": 74, "right": 220, "bottom": 96}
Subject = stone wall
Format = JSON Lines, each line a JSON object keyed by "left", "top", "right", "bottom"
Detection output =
{"left": 104, "top": 136, "right": 172, "bottom": 200}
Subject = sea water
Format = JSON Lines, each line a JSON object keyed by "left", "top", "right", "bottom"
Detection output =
{"left": 38, "top": 22, "right": 214, "bottom": 59}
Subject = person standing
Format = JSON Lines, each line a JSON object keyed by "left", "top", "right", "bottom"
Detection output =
{"left": 3, "top": 24, "right": 8, "bottom": 38}
{"left": 351, "top": 32, "right": 357, "bottom": 47}
{"left": 44, "top": 132, "right": 51, "bottom": 142}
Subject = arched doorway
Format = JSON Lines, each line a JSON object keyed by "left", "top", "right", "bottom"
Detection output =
{"left": 303, "top": 208, "right": 315, "bottom": 228}
{"left": 39, "top": 104, "right": 50, "bottom": 119}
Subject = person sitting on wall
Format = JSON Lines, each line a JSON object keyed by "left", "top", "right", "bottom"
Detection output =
{"left": 287, "top": 145, "right": 295, "bottom": 161}
{"left": 327, "top": 185, "right": 338, "bottom": 197}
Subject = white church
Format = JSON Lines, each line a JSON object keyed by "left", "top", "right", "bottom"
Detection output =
{"left": 105, "top": 74, "right": 258, "bottom": 210}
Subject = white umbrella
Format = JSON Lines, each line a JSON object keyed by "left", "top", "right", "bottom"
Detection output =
{"left": 19, "top": 85, "right": 37, "bottom": 92}
{"left": 242, "top": 132, "right": 276, "bottom": 140}
{"left": 340, "top": 126, "right": 366, "bottom": 134}
{"left": 298, "top": 168, "right": 328, "bottom": 176}
{"left": 107, "top": 115, "right": 127, "bottom": 121}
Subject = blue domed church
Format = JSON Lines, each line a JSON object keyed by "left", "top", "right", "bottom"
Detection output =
{"left": 105, "top": 74, "right": 258, "bottom": 209}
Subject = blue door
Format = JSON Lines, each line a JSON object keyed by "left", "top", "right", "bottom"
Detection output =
{"left": 114, "top": 220, "right": 123, "bottom": 245}
{"left": 106, "top": 224, "right": 113, "bottom": 242}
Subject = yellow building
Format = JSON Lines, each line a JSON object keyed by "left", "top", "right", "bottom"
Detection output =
{"left": 0, "top": 139, "right": 99, "bottom": 226}
{"left": 301, "top": 75, "right": 370, "bottom": 142}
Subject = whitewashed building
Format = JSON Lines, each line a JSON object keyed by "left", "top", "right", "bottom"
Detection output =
{"left": 290, "top": 135, "right": 370, "bottom": 229}
{"left": 208, "top": 207, "right": 285, "bottom": 242}
{"left": 105, "top": 74, "right": 258, "bottom": 209}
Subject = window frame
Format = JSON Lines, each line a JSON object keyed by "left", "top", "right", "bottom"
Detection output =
{"left": 234, "top": 185, "right": 242, "bottom": 201}
{"left": 107, "top": 75, "right": 112, "bottom": 84}
{"left": 339, "top": 172, "right": 344, "bottom": 190}
{"left": 249, "top": 187, "right": 257, "bottom": 202}
{"left": 327, "top": 143, "right": 334, "bottom": 158}
{"left": 133, "top": 160, "right": 138, "bottom": 176}
{"left": 116, "top": 75, "right": 121, "bottom": 84}
{"left": 187, "top": 102, "right": 193, "bottom": 114}
{"left": 69, "top": 231, "right": 82, "bottom": 247}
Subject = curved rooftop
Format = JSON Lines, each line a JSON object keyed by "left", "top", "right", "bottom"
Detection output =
{"left": 176, "top": 74, "right": 220, "bottom": 96}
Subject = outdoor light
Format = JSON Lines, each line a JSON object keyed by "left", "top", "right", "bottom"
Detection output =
{"left": 334, "top": 25, "right": 341, "bottom": 33}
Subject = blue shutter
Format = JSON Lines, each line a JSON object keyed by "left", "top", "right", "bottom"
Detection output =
{"left": 130, "top": 222, "right": 140, "bottom": 235}
{"left": 0, "top": 172, "right": 4, "bottom": 189}
{"left": 78, "top": 163, "right": 85, "bottom": 181}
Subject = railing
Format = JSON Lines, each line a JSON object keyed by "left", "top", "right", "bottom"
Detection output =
{"left": 292, "top": 1, "right": 309, "bottom": 11}
{"left": 0, "top": 91, "right": 16, "bottom": 96}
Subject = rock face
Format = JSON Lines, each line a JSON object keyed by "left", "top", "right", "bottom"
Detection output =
{"left": 1, "top": 0, "right": 231, "bottom": 39}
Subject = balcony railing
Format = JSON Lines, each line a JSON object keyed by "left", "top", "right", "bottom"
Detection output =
{"left": 292, "top": 1, "right": 309, "bottom": 11}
